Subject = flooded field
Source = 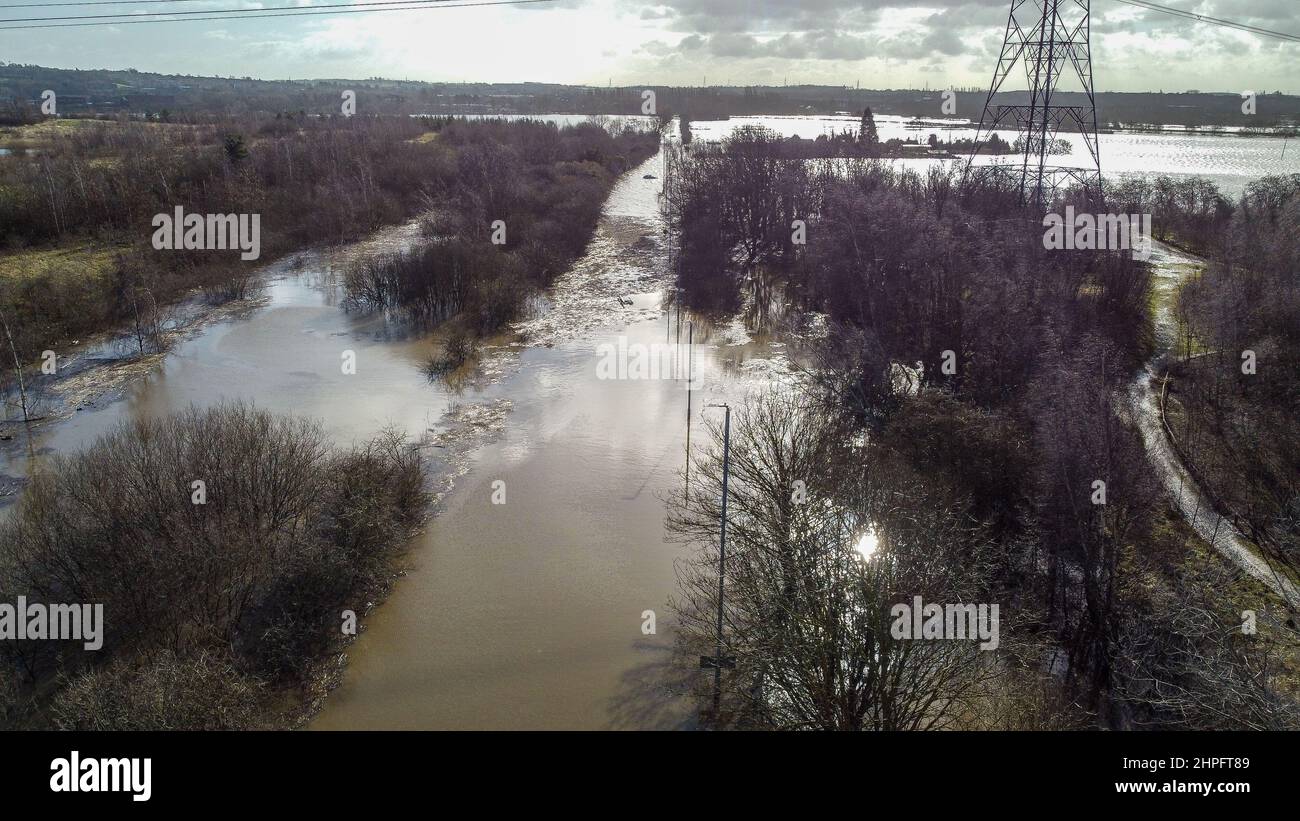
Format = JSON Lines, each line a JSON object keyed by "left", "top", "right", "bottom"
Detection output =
{"left": 0, "top": 152, "right": 794, "bottom": 729}
{"left": 690, "top": 113, "right": 1300, "bottom": 197}
{"left": 1, "top": 118, "right": 1291, "bottom": 730}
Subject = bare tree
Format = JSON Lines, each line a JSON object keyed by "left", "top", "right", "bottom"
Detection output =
{"left": 0, "top": 307, "right": 31, "bottom": 422}
{"left": 669, "top": 390, "right": 999, "bottom": 729}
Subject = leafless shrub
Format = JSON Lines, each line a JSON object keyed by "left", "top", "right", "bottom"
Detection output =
{"left": 1112, "top": 557, "right": 1300, "bottom": 730}
{"left": 48, "top": 649, "right": 268, "bottom": 731}
{"left": 424, "top": 326, "right": 474, "bottom": 381}
{"left": 0, "top": 402, "right": 426, "bottom": 727}
{"left": 201, "top": 270, "right": 260, "bottom": 305}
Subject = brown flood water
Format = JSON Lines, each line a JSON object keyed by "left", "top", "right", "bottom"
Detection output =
{"left": 0, "top": 153, "right": 794, "bottom": 729}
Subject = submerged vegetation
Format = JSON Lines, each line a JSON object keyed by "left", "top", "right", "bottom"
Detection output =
{"left": 0, "top": 113, "right": 656, "bottom": 415}
{"left": 0, "top": 111, "right": 659, "bottom": 727}
{"left": 0, "top": 402, "right": 426, "bottom": 729}
{"left": 341, "top": 117, "right": 660, "bottom": 371}
{"left": 0, "top": 114, "right": 451, "bottom": 416}
{"left": 0, "top": 113, "right": 659, "bottom": 727}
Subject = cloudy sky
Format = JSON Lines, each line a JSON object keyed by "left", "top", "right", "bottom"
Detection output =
{"left": 1, "top": 0, "right": 1296, "bottom": 92}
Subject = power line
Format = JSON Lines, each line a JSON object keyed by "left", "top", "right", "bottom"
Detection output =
{"left": 0, "top": 0, "right": 549, "bottom": 28}
{"left": 0, "top": 0, "right": 261, "bottom": 7}
{"left": 1108, "top": 0, "right": 1300, "bottom": 43}
{"left": 0, "top": 0, "right": 1291, "bottom": 45}
{"left": 0, "top": 0, "right": 522, "bottom": 22}
{"left": 0, "top": 0, "right": 232, "bottom": 8}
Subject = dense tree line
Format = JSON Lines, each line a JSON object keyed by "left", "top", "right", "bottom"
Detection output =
{"left": 8, "top": 62, "right": 1297, "bottom": 128}
{"left": 666, "top": 128, "right": 1299, "bottom": 729}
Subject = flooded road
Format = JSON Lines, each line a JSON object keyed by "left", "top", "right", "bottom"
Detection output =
{"left": 312, "top": 157, "right": 791, "bottom": 730}
{"left": 0, "top": 151, "right": 794, "bottom": 728}
{"left": 313, "top": 322, "right": 701, "bottom": 729}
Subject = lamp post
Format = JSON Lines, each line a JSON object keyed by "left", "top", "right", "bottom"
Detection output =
{"left": 699, "top": 402, "right": 734, "bottom": 726}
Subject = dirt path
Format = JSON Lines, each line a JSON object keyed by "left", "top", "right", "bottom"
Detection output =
{"left": 1127, "top": 241, "right": 1300, "bottom": 610}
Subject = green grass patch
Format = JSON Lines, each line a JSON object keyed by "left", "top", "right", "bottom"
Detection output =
{"left": 0, "top": 243, "right": 125, "bottom": 284}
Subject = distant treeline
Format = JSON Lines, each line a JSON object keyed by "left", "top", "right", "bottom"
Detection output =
{"left": 2, "top": 63, "right": 1297, "bottom": 128}
{"left": 711, "top": 129, "right": 1019, "bottom": 159}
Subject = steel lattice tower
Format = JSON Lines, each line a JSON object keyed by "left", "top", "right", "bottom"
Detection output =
{"left": 967, "top": 0, "right": 1102, "bottom": 205}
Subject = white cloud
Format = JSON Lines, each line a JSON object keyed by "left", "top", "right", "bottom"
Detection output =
{"left": 0, "top": 0, "right": 1293, "bottom": 91}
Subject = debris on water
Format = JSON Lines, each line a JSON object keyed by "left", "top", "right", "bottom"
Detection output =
{"left": 416, "top": 397, "right": 513, "bottom": 505}
{"left": 643, "top": 174, "right": 657, "bottom": 179}
{"left": 0, "top": 473, "right": 26, "bottom": 498}
{"left": 720, "top": 317, "right": 753, "bottom": 346}
{"left": 512, "top": 215, "right": 667, "bottom": 345}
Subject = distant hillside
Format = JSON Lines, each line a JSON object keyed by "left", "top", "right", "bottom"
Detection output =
{"left": 1, "top": 63, "right": 1297, "bottom": 129}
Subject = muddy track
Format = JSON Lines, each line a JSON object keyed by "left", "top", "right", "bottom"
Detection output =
{"left": 1127, "top": 241, "right": 1300, "bottom": 610}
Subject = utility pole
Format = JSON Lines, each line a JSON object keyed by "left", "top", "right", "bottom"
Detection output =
{"left": 674, "top": 286, "right": 683, "bottom": 377}
{"left": 700, "top": 403, "right": 735, "bottom": 726}
{"left": 686, "top": 320, "right": 694, "bottom": 387}
{"left": 685, "top": 320, "right": 693, "bottom": 493}
{"left": 665, "top": 231, "right": 675, "bottom": 344}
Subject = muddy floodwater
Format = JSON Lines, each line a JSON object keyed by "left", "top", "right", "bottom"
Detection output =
{"left": 310, "top": 157, "right": 793, "bottom": 730}
{"left": 3, "top": 124, "right": 1291, "bottom": 728}
{"left": 0, "top": 152, "right": 794, "bottom": 729}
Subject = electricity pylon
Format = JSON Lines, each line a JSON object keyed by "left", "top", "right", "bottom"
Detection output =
{"left": 967, "top": 0, "right": 1102, "bottom": 205}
